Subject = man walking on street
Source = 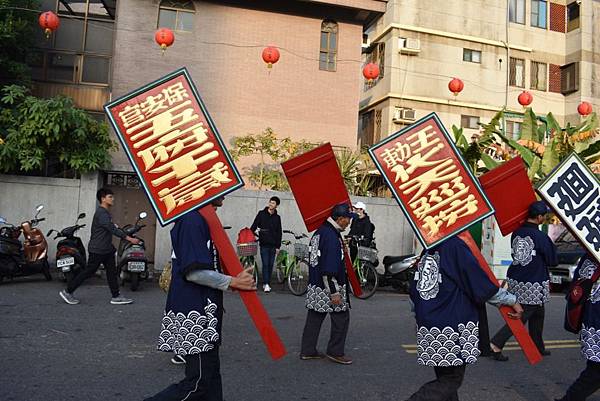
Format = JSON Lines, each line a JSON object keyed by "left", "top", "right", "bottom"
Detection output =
{"left": 300, "top": 203, "right": 354, "bottom": 365}
{"left": 144, "top": 197, "right": 256, "bottom": 401}
{"left": 59, "top": 188, "right": 140, "bottom": 305}
{"left": 555, "top": 254, "right": 600, "bottom": 401}
{"left": 407, "top": 235, "right": 523, "bottom": 401}
{"left": 490, "top": 200, "right": 558, "bottom": 361}
{"left": 251, "top": 196, "right": 282, "bottom": 293}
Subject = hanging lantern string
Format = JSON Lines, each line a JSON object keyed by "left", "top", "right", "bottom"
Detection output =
{"left": 4, "top": 5, "right": 598, "bottom": 103}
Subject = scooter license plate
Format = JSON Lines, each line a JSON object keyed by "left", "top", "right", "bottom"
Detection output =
{"left": 551, "top": 275, "right": 562, "bottom": 284}
{"left": 128, "top": 261, "right": 145, "bottom": 272}
{"left": 57, "top": 257, "right": 75, "bottom": 269}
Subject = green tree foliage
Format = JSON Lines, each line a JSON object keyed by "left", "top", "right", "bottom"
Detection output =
{"left": 451, "top": 108, "right": 600, "bottom": 182}
{"left": 0, "top": 0, "right": 40, "bottom": 85}
{"left": 229, "top": 128, "right": 378, "bottom": 195}
{"left": 0, "top": 85, "right": 116, "bottom": 174}
{"left": 229, "top": 128, "right": 314, "bottom": 190}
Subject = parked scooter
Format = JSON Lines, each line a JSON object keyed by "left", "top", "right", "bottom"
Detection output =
{"left": 379, "top": 253, "right": 419, "bottom": 293}
{"left": 47, "top": 213, "right": 87, "bottom": 285}
{"left": 118, "top": 212, "right": 148, "bottom": 291}
{"left": 0, "top": 205, "right": 51, "bottom": 282}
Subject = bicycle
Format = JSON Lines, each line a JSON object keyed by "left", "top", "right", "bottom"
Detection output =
{"left": 274, "top": 229, "right": 310, "bottom": 296}
{"left": 346, "top": 235, "right": 379, "bottom": 299}
{"left": 223, "top": 226, "right": 260, "bottom": 284}
{"left": 236, "top": 241, "right": 259, "bottom": 284}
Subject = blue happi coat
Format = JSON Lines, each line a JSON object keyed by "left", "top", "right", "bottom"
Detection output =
{"left": 410, "top": 236, "right": 498, "bottom": 366}
{"left": 157, "top": 210, "right": 223, "bottom": 355}
{"left": 507, "top": 222, "right": 558, "bottom": 305}
{"left": 306, "top": 219, "right": 349, "bottom": 313}
{"left": 572, "top": 255, "right": 600, "bottom": 362}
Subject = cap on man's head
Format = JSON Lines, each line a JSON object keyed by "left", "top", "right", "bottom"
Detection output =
{"left": 529, "top": 200, "right": 550, "bottom": 217}
{"left": 353, "top": 201, "right": 367, "bottom": 211}
{"left": 331, "top": 203, "right": 356, "bottom": 219}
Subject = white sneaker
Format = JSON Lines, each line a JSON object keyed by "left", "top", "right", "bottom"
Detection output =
{"left": 264, "top": 284, "right": 271, "bottom": 293}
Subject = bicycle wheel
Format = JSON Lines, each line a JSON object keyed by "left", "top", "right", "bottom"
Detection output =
{"left": 274, "top": 253, "right": 286, "bottom": 284}
{"left": 287, "top": 260, "right": 309, "bottom": 296}
{"left": 352, "top": 262, "right": 378, "bottom": 299}
{"left": 241, "top": 257, "right": 259, "bottom": 285}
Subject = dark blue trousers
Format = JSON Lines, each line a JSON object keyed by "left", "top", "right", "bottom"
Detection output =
{"left": 260, "top": 246, "right": 276, "bottom": 285}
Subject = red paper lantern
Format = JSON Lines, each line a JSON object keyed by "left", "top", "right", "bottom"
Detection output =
{"left": 362, "top": 63, "right": 380, "bottom": 82}
{"left": 38, "top": 11, "right": 60, "bottom": 38}
{"left": 578, "top": 101, "right": 593, "bottom": 116}
{"left": 518, "top": 91, "right": 533, "bottom": 107}
{"left": 448, "top": 78, "right": 464, "bottom": 96}
{"left": 262, "top": 46, "right": 280, "bottom": 69}
{"left": 155, "top": 28, "right": 175, "bottom": 52}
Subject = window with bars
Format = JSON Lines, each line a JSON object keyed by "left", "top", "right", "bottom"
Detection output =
{"left": 358, "top": 111, "right": 375, "bottom": 147}
{"left": 506, "top": 121, "right": 522, "bottom": 140}
{"left": 158, "top": 0, "right": 195, "bottom": 32}
{"left": 375, "top": 109, "right": 382, "bottom": 143}
{"left": 531, "top": 0, "right": 548, "bottom": 28}
{"left": 319, "top": 20, "right": 338, "bottom": 72}
{"left": 461, "top": 115, "right": 480, "bottom": 129}
{"left": 509, "top": 0, "right": 526, "bottom": 24}
{"left": 530, "top": 61, "right": 547, "bottom": 91}
{"left": 509, "top": 57, "right": 525, "bottom": 88}
{"left": 463, "top": 49, "right": 481, "bottom": 63}
{"left": 567, "top": 2, "right": 580, "bottom": 32}
{"left": 30, "top": 0, "right": 116, "bottom": 85}
{"left": 561, "top": 62, "right": 579, "bottom": 95}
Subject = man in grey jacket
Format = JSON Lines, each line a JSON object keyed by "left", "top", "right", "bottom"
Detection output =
{"left": 59, "top": 188, "right": 140, "bottom": 305}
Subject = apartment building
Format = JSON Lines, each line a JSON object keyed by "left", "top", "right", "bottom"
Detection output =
{"left": 359, "top": 0, "right": 598, "bottom": 146}
{"left": 27, "top": 0, "right": 386, "bottom": 262}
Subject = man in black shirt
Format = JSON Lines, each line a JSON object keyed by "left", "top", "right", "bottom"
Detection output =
{"left": 348, "top": 202, "right": 374, "bottom": 261}
{"left": 349, "top": 202, "right": 374, "bottom": 245}
{"left": 250, "top": 196, "right": 282, "bottom": 293}
{"left": 59, "top": 188, "right": 140, "bottom": 305}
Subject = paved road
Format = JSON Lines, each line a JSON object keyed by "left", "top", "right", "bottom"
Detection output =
{"left": 0, "top": 275, "right": 597, "bottom": 401}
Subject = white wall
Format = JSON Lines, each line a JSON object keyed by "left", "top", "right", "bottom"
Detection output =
{"left": 0, "top": 173, "right": 100, "bottom": 262}
{"left": 153, "top": 189, "right": 416, "bottom": 271}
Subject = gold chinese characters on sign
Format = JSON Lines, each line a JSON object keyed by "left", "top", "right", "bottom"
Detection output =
{"left": 369, "top": 113, "right": 493, "bottom": 248}
{"left": 105, "top": 68, "right": 243, "bottom": 226}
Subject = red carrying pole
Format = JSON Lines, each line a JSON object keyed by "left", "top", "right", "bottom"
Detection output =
{"left": 458, "top": 231, "right": 542, "bottom": 365}
{"left": 199, "top": 206, "right": 286, "bottom": 360}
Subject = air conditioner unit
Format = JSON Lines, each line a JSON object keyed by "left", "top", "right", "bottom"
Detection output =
{"left": 399, "top": 38, "right": 421, "bottom": 55}
{"left": 402, "top": 108, "right": 416, "bottom": 120}
{"left": 393, "top": 108, "right": 416, "bottom": 123}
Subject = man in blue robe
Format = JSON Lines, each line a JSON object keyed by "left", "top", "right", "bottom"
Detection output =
{"left": 555, "top": 254, "right": 600, "bottom": 401}
{"left": 300, "top": 203, "right": 355, "bottom": 365}
{"left": 490, "top": 200, "right": 558, "bottom": 361}
{"left": 407, "top": 235, "right": 523, "bottom": 401}
{"left": 144, "top": 197, "right": 256, "bottom": 401}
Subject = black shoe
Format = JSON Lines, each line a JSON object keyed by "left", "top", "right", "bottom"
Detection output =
{"left": 491, "top": 351, "right": 508, "bottom": 361}
{"left": 300, "top": 352, "right": 325, "bottom": 360}
{"left": 480, "top": 350, "right": 492, "bottom": 357}
{"left": 541, "top": 350, "right": 551, "bottom": 356}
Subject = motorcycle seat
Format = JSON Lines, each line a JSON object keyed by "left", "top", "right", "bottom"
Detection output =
{"left": 383, "top": 254, "right": 415, "bottom": 265}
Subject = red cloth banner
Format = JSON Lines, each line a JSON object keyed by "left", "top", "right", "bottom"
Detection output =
{"left": 104, "top": 68, "right": 243, "bottom": 226}
{"left": 199, "top": 206, "right": 286, "bottom": 360}
{"left": 282, "top": 143, "right": 362, "bottom": 296}
{"left": 458, "top": 231, "right": 543, "bottom": 365}
{"left": 368, "top": 113, "right": 494, "bottom": 249}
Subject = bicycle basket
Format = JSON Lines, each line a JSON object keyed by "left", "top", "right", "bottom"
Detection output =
{"left": 294, "top": 242, "right": 309, "bottom": 259}
{"left": 358, "top": 246, "right": 378, "bottom": 263}
{"left": 237, "top": 242, "right": 258, "bottom": 257}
